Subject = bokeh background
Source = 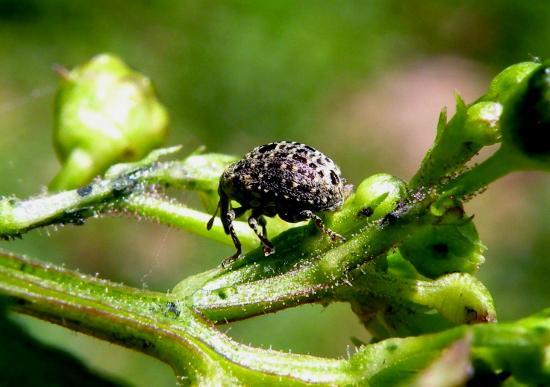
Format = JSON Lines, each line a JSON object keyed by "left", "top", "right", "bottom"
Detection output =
{"left": 0, "top": 1, "right": 549, "bottom": 385}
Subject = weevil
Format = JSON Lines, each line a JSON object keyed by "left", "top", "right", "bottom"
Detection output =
{"left": 207, "top": 141, "right": 351, "bottom": 266}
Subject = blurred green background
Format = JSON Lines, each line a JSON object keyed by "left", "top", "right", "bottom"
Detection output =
{"left": 0, "top": 1, "right": 549, "bottom": 385}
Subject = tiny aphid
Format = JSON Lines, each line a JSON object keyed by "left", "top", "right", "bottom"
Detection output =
{"left": 207, "top": 141, "right": 351, "bottom": 266}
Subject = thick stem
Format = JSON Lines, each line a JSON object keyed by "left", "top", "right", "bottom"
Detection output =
{"left": 0, "top": 250, "right": 352, "bottom": 385}
{"left": 1, "top": 250, "right": 548, "bottom": 385}
{"left": 190, "top": 256, "right": 495, "bottom": 327}
{"left": 121, "top": 194, "right": 259, "bottom": 249}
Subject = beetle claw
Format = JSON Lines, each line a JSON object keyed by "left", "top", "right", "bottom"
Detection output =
{"left": 263, "top": 245, "right": 275, "bottom": 256}
{"left": 330, "top": 232, "right": 346, "bottom": 242}
{"left": 221, "top": 252, "right": 242, "bottom": 268}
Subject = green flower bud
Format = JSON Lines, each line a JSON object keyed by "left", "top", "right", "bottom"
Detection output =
{"left": 351, "top": 272, "right": 495, "bottom": 339}
{"left": 463, "top": 101, "right": 502, "bottom": 146}
{"left": 500, "top": 62, "right": 550, "bottom": 168}
{"left": 483, "top": 61, "right": 540, "bottom": 103}
{"left": 354, "top": 174, "right": 408, "bottom": 219}
{"left": 329, "top": 174, "right": 407, "bottom": 234}
{"left": 50, "top": 53, "right": 169, "bottom": 191}
{"left": 399, "top": 210, "right": 485, "bottom": 278}
{"left": 410, "top": 96, "right": 499, "bottom": 188}
{"left": 418, "top": 273, "right": 496, "bottom": 324}
{"left": 411, "top": 62, "right": 541, "bottom": 189}
{"left": 435, "top": 63, "right": 549, "bottom": 201}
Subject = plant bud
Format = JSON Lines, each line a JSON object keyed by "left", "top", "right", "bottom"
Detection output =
{"left": 329, "top": 174, "right": 407, "bottom": 233}
{"left": 411, "top": 62, "right": 541, "bottom": 189}
{"left": 354, "top": 174, "right": 407, "bottom": 219}
{"left": 459, "top": 63, "right": 541, "bottom": 149}
{"left": 500, "top": 62, "right": 550, "bottom": 168}
{"left": 483, "top": 61, "right": 540, "bottom": 103}
{"left": 351, "top": 272, "right": 495, "bottom": 339}
{"left": 50, "top": 53, "right": 169, "bottom": 190}
{"left": 463, "top": 101, "right": 502, "bottom": 146}
{"left": 399, "top": 213, "right": 485, "bottom": 278}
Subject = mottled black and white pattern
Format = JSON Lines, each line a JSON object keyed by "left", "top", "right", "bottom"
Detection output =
{"left": 207, "top": 141, "right": 351, "bottom": 266}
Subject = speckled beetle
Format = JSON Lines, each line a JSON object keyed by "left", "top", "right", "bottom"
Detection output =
{"left": 207, "top": 141, "right": 352, "bottom": 266}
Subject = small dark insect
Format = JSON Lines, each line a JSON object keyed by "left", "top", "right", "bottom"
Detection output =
{"left": 207, "top": 141, "right": 352, "bottom": 266}
{"left": 165, "top": 301, "right": 181, "bottom": 317}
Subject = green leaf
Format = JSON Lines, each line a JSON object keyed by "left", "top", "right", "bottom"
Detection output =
{"left": 399, "top": 217, "right": 486, "bottom": 278}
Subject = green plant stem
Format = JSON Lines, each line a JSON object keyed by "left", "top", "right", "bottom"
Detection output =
{"left": 122, "top": 194, "right": 259, "bottom": 249}
{"left": 0, "top": 185, "right": 259, "bottom": 250}
{"left": 437, "top": 148, "right": 516, "bottom": 200}
{"left": 1, "top": 250, "right": 548, "bottom": 385}
{"left": 0, "top": 251, "right": 222, "bottom": 384}
{"left": 0, "top": 250, "right": 351, "bottom": 385}
{"left": 188, "top": 258, "right": 495, "bottom": 326}
{"left": 0, "top": 148, "right": 498, "bottom": 336}
{"left": 120, "top": 194, "right": 296, "bottom": 250}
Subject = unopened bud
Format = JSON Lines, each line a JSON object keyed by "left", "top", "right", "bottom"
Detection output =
{"left": 50, "top": 53, "right": 169, "bottom": 190}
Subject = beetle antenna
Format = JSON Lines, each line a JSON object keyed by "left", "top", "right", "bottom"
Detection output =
{"left": 206, "top": 201, "right": 221, "bottom": 230}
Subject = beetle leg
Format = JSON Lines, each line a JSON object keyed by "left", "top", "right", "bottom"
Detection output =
{"left": 258, "top": 215, "right": 268, "bottom": 239}
{"left": 213, "top": 190, "right": 242, "bottom": 266}
{"left": 216, "top": 190, "right": 231, "bottom": 234}
{"left": 299, "top": 210, "right": 346, "bottom": 242}
{"left": 209, "top": 198, "right": 247, "bottom": 232}
{"left": 248, "top": 214, "right": 274, "bottom": 256}
{"left": 221, "top": 208, "right": 242, "bottom": 267}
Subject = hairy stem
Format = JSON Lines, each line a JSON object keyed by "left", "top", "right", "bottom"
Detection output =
{"left": 121, "top": 194, "right": 259, "bottom": 249}
{"left": 1, "top": 250, "right": 547, "bottom": 385}
{"left": 0, "top": 250, "right": 351, "bottom": 385}
{"left": 437, "top": 148, "right": 516, "bottom": 200}
{"left": 0, "top": 152, "right": 295, "bottom": 253}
